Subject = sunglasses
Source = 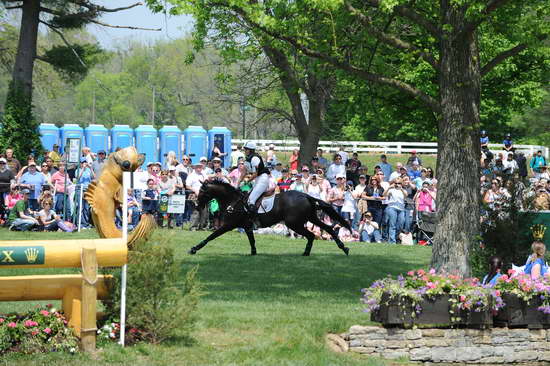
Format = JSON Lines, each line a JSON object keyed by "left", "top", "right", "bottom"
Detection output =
{"left": 41, "top": 165, "right": 48, "bottom": 168}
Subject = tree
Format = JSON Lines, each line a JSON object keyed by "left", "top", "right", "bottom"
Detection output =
{"left": 0, "top": 0, "right": 158, "bottom": 158}
{"left": 161, "top": 0, "right": 549, "bottom": 275}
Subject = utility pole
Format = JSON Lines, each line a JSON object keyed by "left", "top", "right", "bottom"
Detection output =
{"left": 241, "top": 97, "right": 251, "bottom": 139}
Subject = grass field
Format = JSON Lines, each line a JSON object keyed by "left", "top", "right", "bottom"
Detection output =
{"left": 0, "top": 229, "right": 432, "bottom": 365}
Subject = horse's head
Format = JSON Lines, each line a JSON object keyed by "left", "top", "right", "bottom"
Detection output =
{"left": 197, "top": 181, "right": 213, "bottom": 209}
{"left": 197, "top": 179, "right": 240, "bottom": 209}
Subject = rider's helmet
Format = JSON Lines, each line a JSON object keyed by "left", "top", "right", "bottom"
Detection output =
{"left": 243, "top": 141, "right": 256, "bottom": 150}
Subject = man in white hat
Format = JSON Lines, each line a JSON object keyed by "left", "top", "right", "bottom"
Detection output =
{"left": 241, "top": 141, "right": 271, "bottom": 216}
{"left": 266, "top": 143, "right": 277, "bottom": 168}
{"left": 186, "top": 161, "right": 208, "bottom": 230}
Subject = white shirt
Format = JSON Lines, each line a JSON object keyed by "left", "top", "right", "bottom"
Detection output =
{"left": 326, "top": 163, "right": 346, "bottom": 184}
{"left": 231, "top": 150, "right": 245, "bottom": 167}
{"left": 186, "top": 171, "right": 207, "bottom": 195}
{"left": 389, "top": 171, "right": 401, "bottom": 182}
{"left": 503, "top": 159, "right": 518, "bottom": 174}
{"left": 337, "top": 151, "right": 348, "bottom": 165}
{"left": 359, "top": 220, "right": 379, "bottom": 234}
{"left": 245, "top": 156, "right": 261, "bottom": 174}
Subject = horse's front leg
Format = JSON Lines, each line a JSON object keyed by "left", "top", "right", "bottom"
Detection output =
{"left": 188, "top": 224, "right": 236, "bottom": 254}
{"left": 244, "top": 227, "right": 257, "bottom": 255}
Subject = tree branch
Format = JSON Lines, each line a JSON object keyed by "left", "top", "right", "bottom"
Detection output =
{"left": 67, "top": 1, "right": 143, "bottom": 13}
{"left": 39, "top": 20, "right": 88, "bottom": 69}
{"left": 88, "top": 19, "right": 160, "bottom": 31}
{"left": 364, "top": 0, "right": 440, "bottom": 38}
{"left": 481, "top": 43, "right": 527, "bottom": 76}
{"left": 5, "top": 5, "right": 23, "bottom": 9}
{"left": 345, "top": 1, "right": 438, "bottom": 69}
{"left": 462, "top": 0, "right": 511, "bottom": 36}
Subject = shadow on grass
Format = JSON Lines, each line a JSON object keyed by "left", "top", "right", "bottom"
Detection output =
{"left": 180, "top": 251, "right": 427, "bottom": 303}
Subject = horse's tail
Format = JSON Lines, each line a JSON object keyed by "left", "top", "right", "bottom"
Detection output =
{"left": 307, "top": 196, "right": 352, "bottom": 231}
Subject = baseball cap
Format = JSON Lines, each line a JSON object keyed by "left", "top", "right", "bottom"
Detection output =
{"left": 200, "top": 156, "right": 207, "bottom": 162}
{"left": 359, "top": 174, "right": 366, "bottom": 179}
{"left": 212, "top": 157, "right": 222, "bottom": 162}
{"left": 21, "top": 189, "right": 30, "bottom": 194}
{"left": 311, "top": 174, "right": 318, "bottom": 179}
{"left": 0, "top": 158, "right": 6, "bottom": 163}
{"left": 411, "top": 150, "right": 417, "bottom": 154}
{"left": 147, "top": 162, "right": 155, "bottom": 167}
{"left": 80, "top": 157, "right": 87, "bottom": 163}
{"left": 98, "top": 150, "right": 106, "bottom": 154}
{"left": 302, "top": 167, "right": 309, "bottom": 172}
{"left": 168, "top": 166, "right": 176, "bottom": 171}
{"left": 336, "top": 173, "right": 346, "bottom": 179}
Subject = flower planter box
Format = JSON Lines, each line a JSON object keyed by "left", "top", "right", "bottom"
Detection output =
{"left": 495, "top": 293, "right": 550, "bottom": 328}
{"left": 372, "top": 293, "right": 494, "bottom": 328}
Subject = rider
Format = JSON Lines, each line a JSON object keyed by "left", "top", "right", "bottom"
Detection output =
{"left": 241, "top": 141, "right": 271, "bottom": 216}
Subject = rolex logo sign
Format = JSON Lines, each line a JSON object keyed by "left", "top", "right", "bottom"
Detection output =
{"left": 0, "top": 246, "right": 45, "bottom": 265}
{"left": 24, "top": 248, "right": 39, "bottom": 263}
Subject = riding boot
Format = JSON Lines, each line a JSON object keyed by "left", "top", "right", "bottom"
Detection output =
{"left": 246, "top": 203, "right": 259, "bottom": 229}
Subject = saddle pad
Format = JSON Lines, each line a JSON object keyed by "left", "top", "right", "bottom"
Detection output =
{"left": 258, "top": 195, "right": 276, "bottom": 214}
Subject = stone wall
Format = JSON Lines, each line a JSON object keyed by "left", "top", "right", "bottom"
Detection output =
{"left": 335, "top": 325, "right": 550, "bottom": 363}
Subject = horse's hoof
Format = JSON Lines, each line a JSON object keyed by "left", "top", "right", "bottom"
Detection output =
{"left": 302, "top": 252, "right": 310, "bottom": 256}
{"left": 343, "top": 247, "right": 350, "bottom": 256}
{"left": 188, "top": 248, "right": 197, "bottom": 255}
{"left": 251, "top": 251, "right": 257, "bottom": 256}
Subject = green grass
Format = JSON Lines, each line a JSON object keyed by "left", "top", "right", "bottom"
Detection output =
{"left": 0, "top": 229, "right": 431, "bottom": 365}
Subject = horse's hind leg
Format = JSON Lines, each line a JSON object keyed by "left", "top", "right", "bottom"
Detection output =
{"left": 188, "top": 224, "right": 235, "bottom": 254}
{"left": 244, "top": 227, "right": 257, "bottom": 255}
{"left": 286, "top": 223, "right": 316, "bottom": 256}
{"left": 308, "top": 216, "right": 350, "bottom": 256}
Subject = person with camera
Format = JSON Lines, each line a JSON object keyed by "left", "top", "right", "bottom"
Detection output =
{"left": 415, "top": 181, "right": 436, "bottom": 212}
{"left": 358, "top": 212, "right": 382, "bottom": 243}
{"left": 383, "top": 177, "right": 407, "bottom": 244}
{"left": 327, "top": 174, "right": 346, "bottom": 216}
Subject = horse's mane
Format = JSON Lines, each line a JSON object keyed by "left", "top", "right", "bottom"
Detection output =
{"left": 205, "top": 178, "right": 241, "bottom": 195}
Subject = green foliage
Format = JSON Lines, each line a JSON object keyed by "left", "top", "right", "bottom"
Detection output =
{"left": 103, "top": 239, "right": 202, "bottom": 344}
{"left": 0, "top": 305, "right": 79, "bottom": 355}
{"left": 0, "top": 83, "right": 43, "bottom": 159}
{"left": 42, "top": 44, "right": 107, "bottom": 84}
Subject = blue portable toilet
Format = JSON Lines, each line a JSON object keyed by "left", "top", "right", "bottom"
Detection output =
{"left": 39, "top": 123, "right": 60, "bottom": 151}
{"left": 159, "top": 126, "right": 182, "bottom": 166}
{"left": 84, "top": 124, "right": 108, "bottom": 153}
{"left": 135, "top": 125, "right": 158, "bottom": 167}
{"left": 111, "top": 125, "right": 134, "bottom": 152}
{"left": 60, "top": 124, "right": 84, "bottom": 153}
{"left": 183, "top": 126, "right": 207, "bottom": 165}
{"left": 208, "top": 127, "right": 232, "bottom": 168}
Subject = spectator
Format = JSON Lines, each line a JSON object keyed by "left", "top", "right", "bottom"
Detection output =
{"left": 407, "top": 162, "right": 422, "bottom": 180}
{"left": 266, "top": 144, "right": 278, "bottom": 168}
{"left": 359, "top": 212, "right": 382, "bottom": 243}
{"left": 19, "top": 162, "right": 45, "bottom": 211}
{"left": 406, "top": 150, "right": 422, "bottom": 167}
{"left": 483, "top": 178, "right": 509, "bottom": 209}
{"left": 301, "top": 166, "right": 310, "bottom": 182}
{"left": 229, "top": 161, "right": 247, "bottom": 187}
{"left": 47, "top": 144, "right": 62, "bottom": 166}
{"left": 37, "top": 200, "right": 60, "bottom": 231}
{"left": 310, "top": 157, "right": 321, "bottom": 172}
{"left": 141, "top": 178, "right": 159, "bottom": 216}
{"left": 127, "top": 189, "right": 141, "bottom": 228}
{"left": 277, "top": 169, "right": 293, "bottom": 192}
{"left": 75, "top": 158, "right": 95, "bottom": 228}
{"left": 389, "top": 163, "right": 403, "bottom": 182}
{"left": 271, "top": 162, "right": 283, "bottom": 180}
{"left": 481, "top": 159, "right": 493, "bottom": 178}
{"left": 480, "top": 130, "right": 489, "bottom": 149}
{"left": 187, "top": 162, "right": 208, "bottom": 231}
{"left": 341, "top": 182, "right": 356, "bottom": 226}
{"left": 158, "top": 170, "right": 177, "bottom": 228}
{"left": 200, "top": 157, "right": 213, "bottom": 175}
{"left": 503, "top": 153, "right": 519, "bottom": 175}
{"left": 38, "top": 186, "right": 54, "bottom": 207}
{"left": 353, "top": 175, "right": 369, "bottom": 218}
{"left": 415, "top": 181, "right": 436, "bottom": 212}
{"left": 51, "top": 163, "right": 70, "bottom": 215}
{"left": 81, "top": 147, "right": 94, "bottom": 165}
{"left": 364, "top": 176, "right": 385, "bottom": 227}
{"left": 326, "top": 154, "right": 346, "bottom": 186}
{"left": 305, "top": 174, "right": 324, "bottom": 199}
{"left": 0, "top": 157, "right": 15, "bottom": 217}
{"left": 327, "top": 173, "right": 346, "bottom": 215}
{"left": 239, "top": 174, "right": 254, "bottom": 193}
{"left": 315, "top": 148, "right": 328, "bottom": 169}
{"left": 539, "top": 166, "right": 550, "bottom": 180}
{"left": 290, "top": 174, "right": 306, "bottom": 192}
{"left": 8, "top": 189, "right": 38, "bottom": 231}
{"left": 5, "top": 148, "right": 21, "bottom": 173}
{"left": 289, "top": 149, "right": 299, "bottom": 171}
{"left": 493, "top": 159, "right": 505, "bottom": 176}
{"left": 211, "top": 157, "right": 228, "bottom": 175}
{"left": 15, "top": 155, "right": 36, "bottom": 180}
{"left": 524, "top": 241, "right": 547, "bottom": 280}
{"left": 378, "top": 155, "right": 392, "bottom": 182}
{"left": 482, "top": 256, "right": 503, "bottom": 287}
{"left": 383, "top": 177, "right": 407, "bottom": 244}
{"left": 530, "top": 151, "right": 547, "bottom": 178}
{"left": 413, "top": 168, "right": 430, "bottom": 189}
{"left": 401, "top": 176, "right": 417, "bottom": 234}
{"left": 40, "top": 161, "right": 52, "bottom": 187}
{"left": 346, "top": 152, "right": 362, "bottom": 185}
{"left": 515, "top": 152, "right": 528, "bottom": 181}
{"left": 92, "top": 150, "right": 107, "bottom": 177}
{"left": 533, "top": 185, "right": 550, "bottom": 210}
{"left": 4, "top": 186, "right": 22, "bottom": 212}
{"left": 231, "top": 145, "right": 245, "bottom": 167}
{"left": 316, "top": 168, "right": 331, "bottom": 196}
{"left": 503, "top": 133, "right": 514, "bottom": 152}
{"left": 43, "top": 157, "right": 58, "bottom": 175}
{"left": 337, "top": 146, "right": 349, "bottom": 165}
{"left": 356, "top": 166, "right": 369, "bottom": 183}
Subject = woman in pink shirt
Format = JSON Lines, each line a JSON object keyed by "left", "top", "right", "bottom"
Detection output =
{"left": 51, "top": 163, "right": 71, "bottom": 214}
{"left": 415, "top": 181, "right": 436, "bottom": 212}
{"left": 5, "top": 186, "right": 22, "bottom": 210}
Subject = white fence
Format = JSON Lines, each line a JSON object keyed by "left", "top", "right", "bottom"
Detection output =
{"left": 232, "top": 139, "right": 549, "bottom": 158}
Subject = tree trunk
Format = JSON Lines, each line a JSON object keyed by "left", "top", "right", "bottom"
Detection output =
{"left": 431, "top": 2, "right": 481, "bottom": 276}
{"left": 11, "top": 0, "right": 41, "bottom": 100}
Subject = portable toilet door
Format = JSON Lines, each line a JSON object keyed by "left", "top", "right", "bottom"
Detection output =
{"left": 110, "top": 125, "right": 134, "bottom": 152}
{"left": 159, "top": 126, "right": 182, "bottom": 167}
{"left": 84, "top": 124, "right": 108, "bottom": 154}
{"left": 183, "top": 126, "right": 207, "bottom": 165}
{"left": 60, "top": 124, "right": 84, "bottom": 154}
{"left": 38, "top": 123, "right": 60, "bottom": 152}
{"left": 135, "top": 125, "right": 158, "bottom": 167}
{"left": 208, "top": 127, "right": 232, "bottom": 168}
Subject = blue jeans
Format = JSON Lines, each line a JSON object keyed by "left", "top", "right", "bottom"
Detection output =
{"left": 54, "top": 192, "right": 65, "bottom": 215}
{"left": 360, "top": 229, "right": 382, "bottom": 243}
{"left": 74, "top": 188, "right": 90, "bottom": 227}
{"left": 402, "top": 208, "right": 413, "bottom": 233}
{"left": 385, "top": 206, "right": 405, "bottom": 244}
{"left": 352, "top": 206, "right": 361, "bottom": 230}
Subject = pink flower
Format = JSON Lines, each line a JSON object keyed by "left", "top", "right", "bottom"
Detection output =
{"left": 500, "top": 275, "right": 509, "bottom": 282}
{"left": 31, "top": 330, "right": 39, "bottom": 336}
{"left": 40, "top": 310, "right": 50, "bottom": 316}
{"left": 417, "top": 269, "right": 426, "bottom": 276}
{"left": 508, "top": 269, "right": 515, "bottom": 276}
{"left": 460, "top": 295, "right": 466, "bottom": 302}
{"left": 0, "top": 318, "right": 4, "bottom": 323}
{"left": 407, "top": 271, "right": 414, "bottom": 276}
{"left": 429, "top": 268, "right": 436, "bottom": 275}
{"left": 24, "top": 320, "right": 38, "bottom": 327}
{"left": 495, "top": 290, "right": 501, "bottom": 297}
{"left": 43, "top": 327, "right": 52, "bottom": 334}
{"left": 7, "top": 322, "right": 16, "bottom": 328}
{"left": 426, "top": 282, "right": 437, "bottom": 289}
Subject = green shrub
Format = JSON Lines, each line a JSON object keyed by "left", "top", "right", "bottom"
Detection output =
{"left": 102, "top": 239, "right": 202, "bottom": 344}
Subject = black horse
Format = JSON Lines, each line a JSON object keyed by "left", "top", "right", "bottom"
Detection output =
{"left": 188, "top": 180, "right": 351, "bottom": 256}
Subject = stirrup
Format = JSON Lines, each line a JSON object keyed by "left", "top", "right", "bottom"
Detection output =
{"left": 227, "top": 205, "right": 234, "bottom": 213}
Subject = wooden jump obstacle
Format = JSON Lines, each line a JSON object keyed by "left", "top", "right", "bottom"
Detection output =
{"left": 0, "top": 238, "right": 127, "bottom": 352}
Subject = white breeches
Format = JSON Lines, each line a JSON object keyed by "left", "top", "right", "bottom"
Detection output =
{"left": 248, "top": 173, "right": 270, "bottom": 205}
